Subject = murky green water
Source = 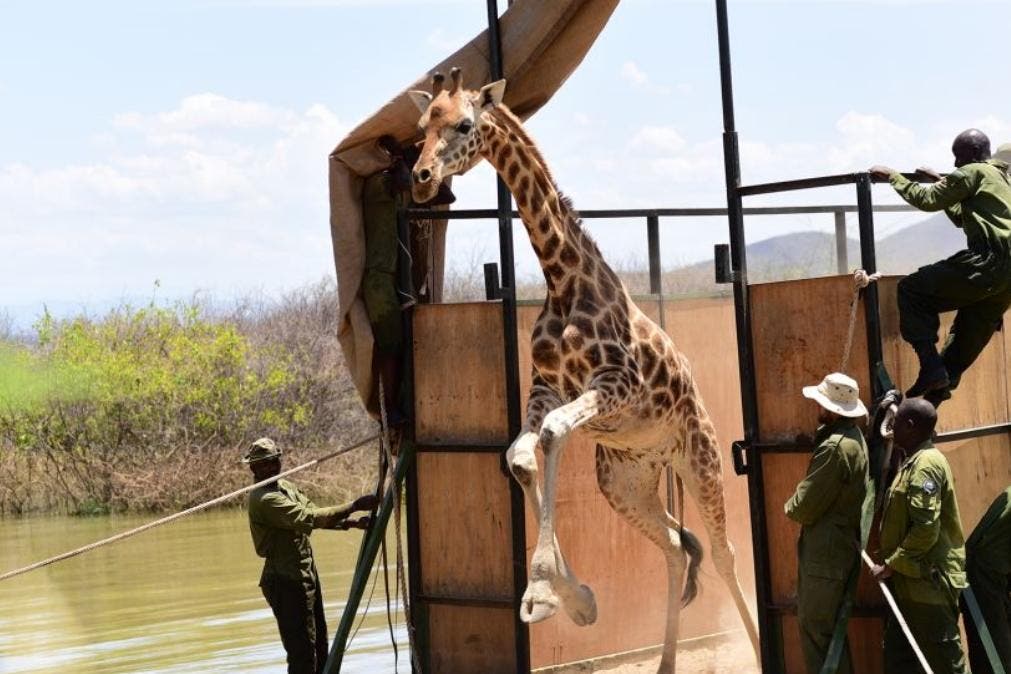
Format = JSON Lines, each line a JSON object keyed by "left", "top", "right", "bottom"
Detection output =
{"left": 0, "top": 510, "right": 407, "bottom": 673}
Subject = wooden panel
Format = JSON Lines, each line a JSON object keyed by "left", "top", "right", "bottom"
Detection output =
{"left": 939, "top": 433, "right": 1011, "bottom": 533}
{"left": 780, "top": 615, "right": 884, "bottom": 674}
{"left": 413, "top": 302, "right": 509, "bottom": 445}
{"left": 760, "top": 453, "right": 806, "bottom": 604}
{"left": 878, "top": 277, "right": 1010, "bottom": 434}
{"left": 417, "top": 452, "right": 514, "bottom": 600}
{"left": 751, "top": 276, "right": 871, "bottom": 442}
{"left": 428, "top": 605, "right": 516, "bottom": 674}
{"left": 521, "top": 295, "right": 756, "bottom": 667}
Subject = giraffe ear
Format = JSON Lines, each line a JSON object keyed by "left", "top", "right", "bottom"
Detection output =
{"left": 407, "top": 90, "right": 433, "bottom": 114}
{"left": 478, "top": 79, "right": 506, "bottom": 109}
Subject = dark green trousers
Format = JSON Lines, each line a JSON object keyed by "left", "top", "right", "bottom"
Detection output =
{"left": 884, "top": 596, "right": 968, "bottom": 674}
{"left": 898, "top": 255, "right": 1011, "bottom": 388}
{"left": 961, "top": 566, "right": 1011, "bottom": 674}
{"left": 797, "top": 571, "right": 854, "bottom": 674}
{"left": 261, "top": 574, "right": 329, "bottom": 674}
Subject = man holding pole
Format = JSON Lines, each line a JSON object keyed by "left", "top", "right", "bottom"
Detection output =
{"left": 870, "top": 399, "right": 969, "bottom": 673}
{"left": 244, "top": 437, "right": 379, "bottom": 674}
{"left": 785, "top": 372, "right": 871, "bottom": 674}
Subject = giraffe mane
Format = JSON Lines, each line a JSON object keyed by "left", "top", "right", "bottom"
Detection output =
{"left": 486, "top": 103, "right": 600, "bottom": 254}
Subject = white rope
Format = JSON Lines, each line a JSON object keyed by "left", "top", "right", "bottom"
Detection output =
{"left": 0, "top": 434, "right": 380, "bottom": 583}
{"left": 840, "top": 269, "right": 882, "bottom": 374}
{"left": 861, "top": 550, "right": 934, "bottom": 673}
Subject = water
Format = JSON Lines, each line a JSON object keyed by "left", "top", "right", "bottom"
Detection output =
{"left": 0, "top": 510, "right": 406, "bottom": 673}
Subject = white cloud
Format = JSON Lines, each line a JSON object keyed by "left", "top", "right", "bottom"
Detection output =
{"left": 0, "top": 94, "right": 347, "bottom": 308}
{"left": 619, "top": 60, "right": 671, "bottom": 95}
{"left": 425, "top": 27, "right": 467, "bottom": 53}
{"left": 629, "top": 125, "right": 686, "bottom": 155}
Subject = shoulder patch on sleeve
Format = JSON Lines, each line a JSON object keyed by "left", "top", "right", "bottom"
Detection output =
{"left": 921, "top": 478, "right": 938, "bottom": 495}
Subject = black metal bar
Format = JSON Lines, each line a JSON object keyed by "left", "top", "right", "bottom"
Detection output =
{"left": 936, "top": 422, "right": 1011, "bottom": 443}
{"left": 714, "top": 1, "right": 775, "bottom": 671}
{"left": 415, "top": 443, "right": 510, "bottom": 453}
{"left": 406, "top": 204, "right": 916, "bottom": 221}
{"left": 834, "top": 211, "right": 848, "bottom": 275}
{"left": 415, "top": 594, "right": 515, "bottom": 609}
{"left": 484, "top": 262, "right": 502, "bottom": 300}
{"left": 485, "top": 1, "right": 530, "bottom": 671}
{"left": 740, "top": 171, "right": 938, "bottom": 197}
{"left": 768, "top": 603, "right": 887, "bottom": 618}
{"left": 856, "top": 174, "right": 884, "bottom": 400}
{"left": 647, "top": 214, "right": 662, "bottom": 295}
{"left": 399, "top": 204, "right": 426, "bottom": 674}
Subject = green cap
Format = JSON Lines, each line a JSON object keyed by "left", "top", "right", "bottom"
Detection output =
{"left": 994, "top": 143, "right": 1011, "bottom": 164}
{"left": 242, "top": 437, "right": 282, "bottom": 464}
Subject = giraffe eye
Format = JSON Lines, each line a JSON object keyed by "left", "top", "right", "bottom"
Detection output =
{"left": 456, "top": 120, "right": 473, "bottom": 135}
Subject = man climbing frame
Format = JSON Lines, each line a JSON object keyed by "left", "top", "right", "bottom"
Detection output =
{"left": 870, "top": 129, "right": 1011, "bottom": 406}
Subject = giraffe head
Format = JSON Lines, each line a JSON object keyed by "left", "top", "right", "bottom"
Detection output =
{"left": 407, "top": 67, "right": 505, "bottom": 204}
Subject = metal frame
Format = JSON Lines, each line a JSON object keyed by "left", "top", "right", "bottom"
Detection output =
{"left": 713, "top": 1, "right": 1011, "bottom": 671}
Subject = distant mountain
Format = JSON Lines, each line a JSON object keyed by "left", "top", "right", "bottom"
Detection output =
{"left": 633, "top": 213, "right": 970, "bottom": 298}
{"left": 876, "top": 213, "right": 966, "bottom": 274}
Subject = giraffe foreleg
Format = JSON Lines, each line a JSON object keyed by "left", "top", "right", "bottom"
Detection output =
{"left": 508, "top": 383, "right": 593, "bottom": 624}
{"left": 521, "top": 371, "right": 631, "bottom": 625}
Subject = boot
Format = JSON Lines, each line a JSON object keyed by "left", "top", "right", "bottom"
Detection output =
{"left": 906, "top": 341, "right": 950, "bottom": 398}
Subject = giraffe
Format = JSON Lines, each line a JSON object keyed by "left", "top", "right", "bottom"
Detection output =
{"left": 408, "top": 69, "right": 759, "bottom": 673}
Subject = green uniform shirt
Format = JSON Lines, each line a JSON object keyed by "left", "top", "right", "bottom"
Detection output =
{"left": 785, "top": 418, "right": 871, "bottom": 580}
{"left": 966, "top": 486, "right": 1011, "bottom": 577}
{"left": 890, "top": 160, "right": 1011, "bottom": 275}
{"left": 247, "top": 479, "right": 347, "bottom": 584}
{"left": 880, "top": 441, "right": 967, "bottom": 604}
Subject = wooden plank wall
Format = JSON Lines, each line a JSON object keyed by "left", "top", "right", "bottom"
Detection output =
{"left": 517, "top": 298, "right": 755, "bottom": 669}
{"left": 413, "top": 302, "right": 517, "bottom": 674}
{"left": 751, "top": 274, "right": 1011, "bottom": 674}
{"left": 413, "top": 296, "right": 756, "bottom": 672}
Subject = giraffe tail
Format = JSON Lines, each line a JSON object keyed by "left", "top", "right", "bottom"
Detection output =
{"left": 680, "top": 525, "right": 703, "bottom": 607}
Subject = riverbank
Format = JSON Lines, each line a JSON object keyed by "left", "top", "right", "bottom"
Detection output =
{"left": 0, "top": 279, "right": 381, "bottom": 516}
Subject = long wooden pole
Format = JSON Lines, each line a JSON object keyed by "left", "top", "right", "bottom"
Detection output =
{"left": 861, "top": 550, "right": 934, "bottom": 673}
{"left": 0, "top": 434, "right": 379, "bottom": 583}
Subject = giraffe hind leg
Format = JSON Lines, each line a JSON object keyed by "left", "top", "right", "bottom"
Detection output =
{"left": 678, "top": 444, "right": 760, "bottom": 662}
{"left": 596, "top": 445, "right": 692, "bottom": 674}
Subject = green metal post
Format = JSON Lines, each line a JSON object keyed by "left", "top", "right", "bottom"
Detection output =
{"left": 324, "top": 439, "right": 416, "bottom": 673}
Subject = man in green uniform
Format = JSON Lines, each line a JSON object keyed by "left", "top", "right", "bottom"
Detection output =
{"left": 870, "top": 398, "right": 968, "bottom": 673}
{"left": 244, "top": 437, "right": 379, "bottom": 674}
{"left": 870, "top": 129, "right": 1011, "bottom": 404}
{"left": 960, "top": 486, "right": 1011, "bottom": 673}
{"left": 785, "top": 372, "right": 871, "bottom": 674}
{"left": 362, "top": 139, "right": 408, "bottom": 426}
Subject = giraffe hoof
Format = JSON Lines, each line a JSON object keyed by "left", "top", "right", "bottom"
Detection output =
{"left": 561, "top": 583, "right": 597, "bottom": 626}
{"left": 519, "top": 582, "right": 559, "bottom": 624}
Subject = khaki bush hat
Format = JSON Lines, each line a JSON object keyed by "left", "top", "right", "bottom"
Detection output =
{"left": 802, "top": 372, "right": 868, "bottom": 418}
{"left": 994, "top": 143, "right": 1011, "bottom": 164}
{"left": 242, "top": 437, "right": 282, "bottom": 463}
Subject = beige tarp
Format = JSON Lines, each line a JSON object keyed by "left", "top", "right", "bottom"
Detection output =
{"left": 329, "top": 0, "right": 619, "bottom": 410}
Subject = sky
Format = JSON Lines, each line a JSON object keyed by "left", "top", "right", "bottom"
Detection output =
{"left": 2, "top": 0, "right": 1010, "bottom": 328}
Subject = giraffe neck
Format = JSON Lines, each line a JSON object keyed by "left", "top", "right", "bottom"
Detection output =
{"left": 478, "top": 107, "right": 608, "bottom": 302}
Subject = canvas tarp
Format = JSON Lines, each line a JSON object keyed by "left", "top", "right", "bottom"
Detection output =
{"left": 329, "top": 0, "right": 619, "bottom": 411}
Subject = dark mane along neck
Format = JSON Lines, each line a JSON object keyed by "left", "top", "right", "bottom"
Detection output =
{"left": 480, "top": 106, "right": 617, "bottom": 299}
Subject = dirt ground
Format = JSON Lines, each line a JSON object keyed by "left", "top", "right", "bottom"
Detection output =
{"left": 585, "top": 632, "right": 760, "bottom": 674}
